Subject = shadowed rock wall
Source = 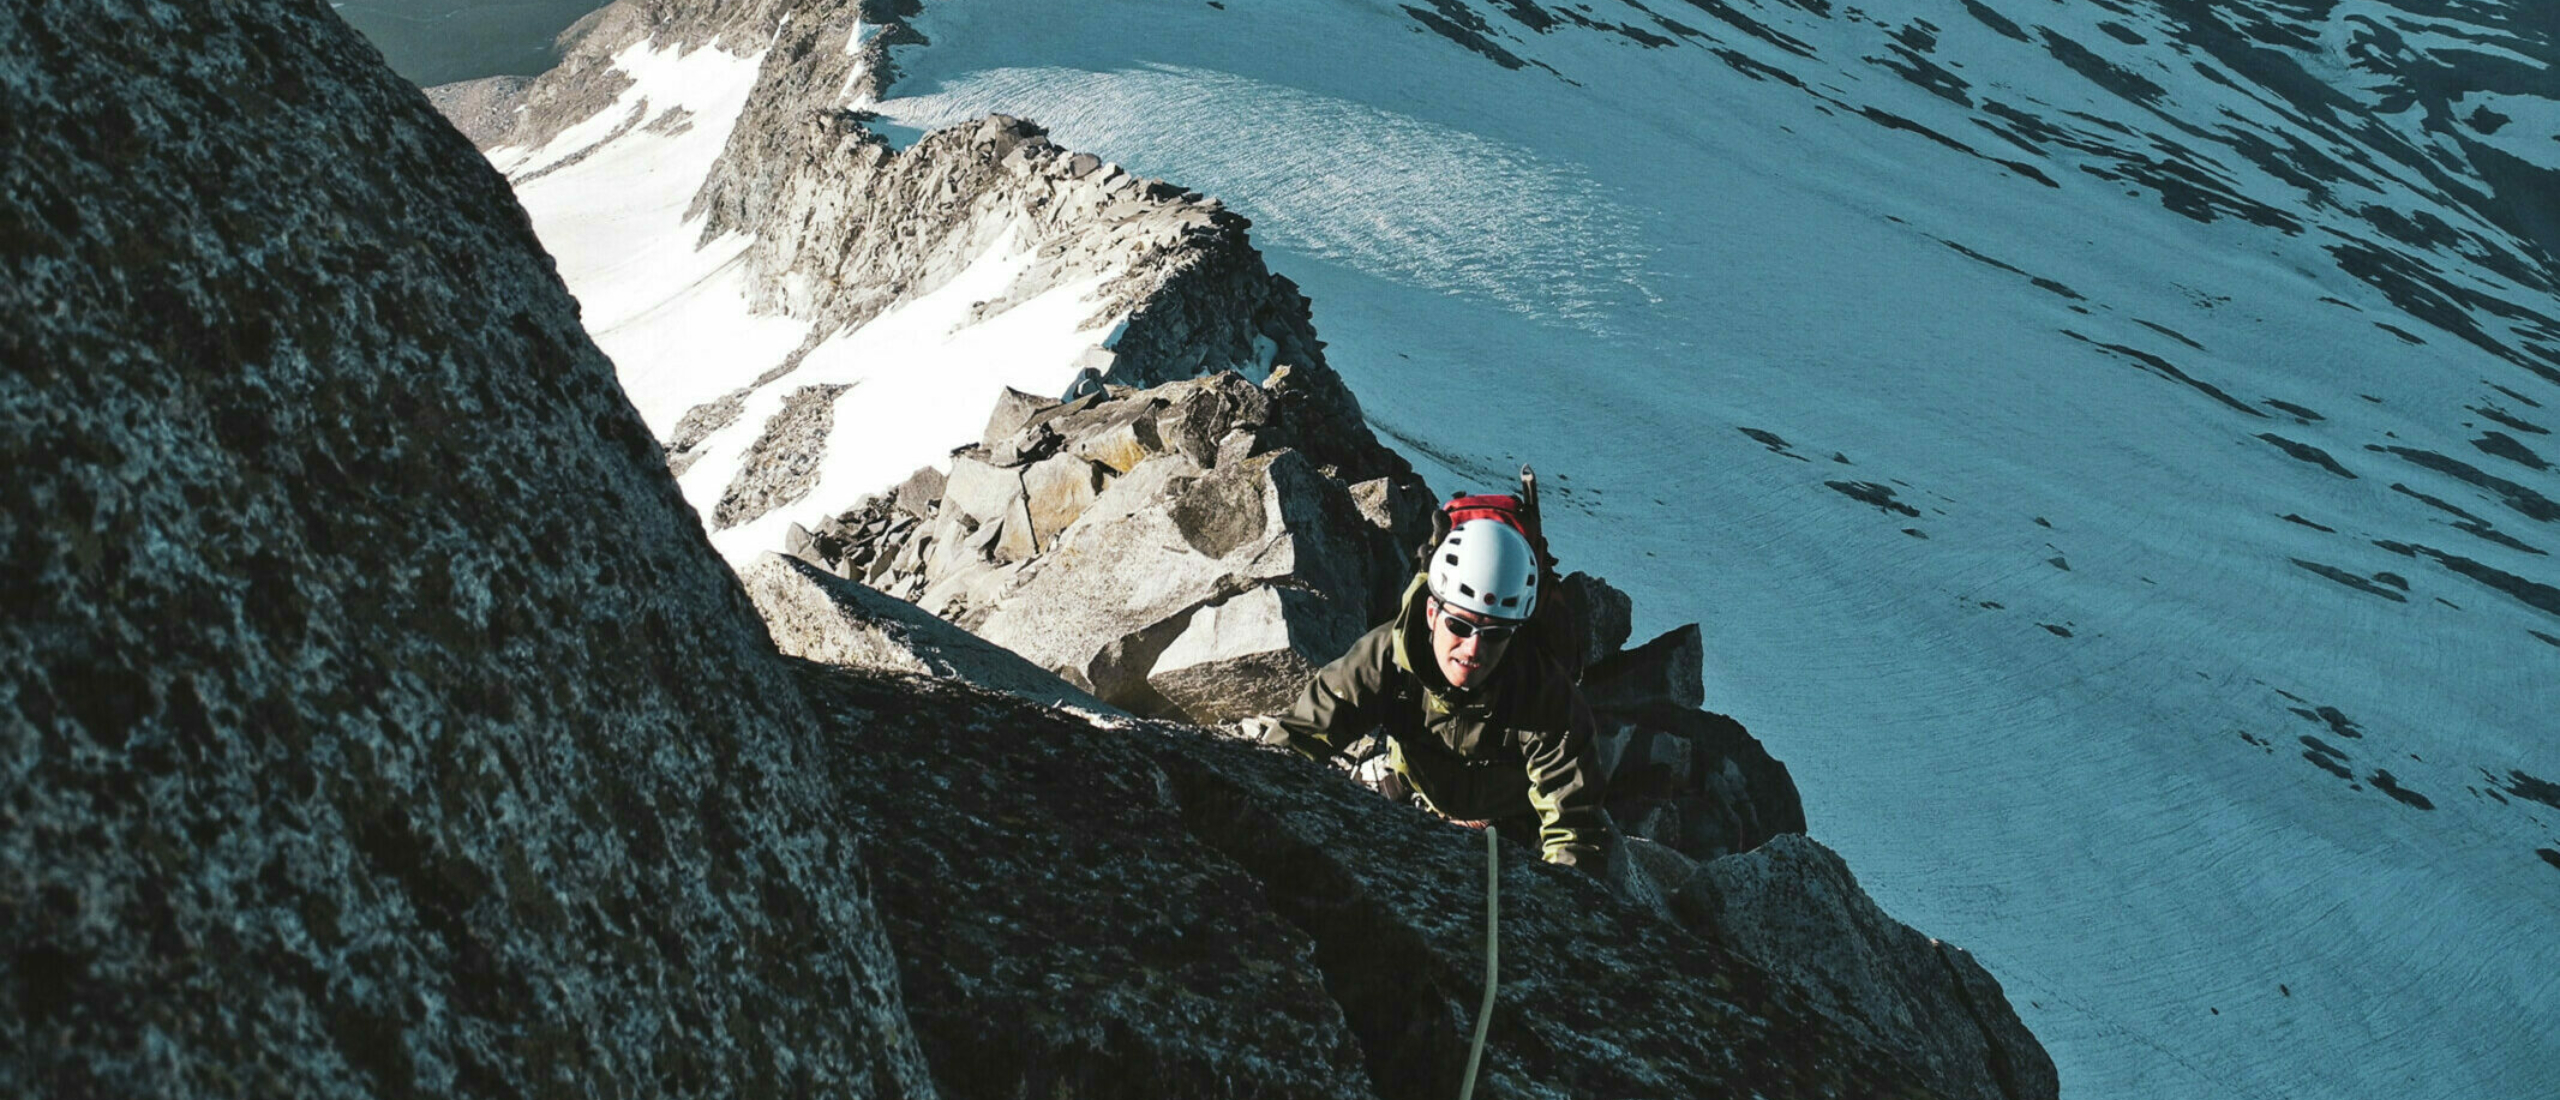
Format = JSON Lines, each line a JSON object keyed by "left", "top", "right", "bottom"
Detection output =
{"left": 1, "top": 1, "right": 931, "bottom": 1095}
{"left": 792, "top": 661, "right": 1946, "bottom": 1100}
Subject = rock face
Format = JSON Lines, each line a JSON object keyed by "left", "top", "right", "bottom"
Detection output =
{"left": 1681, "top": 835, "right": 2063, "bottom": 1100}
{"left": 1535, "top": 577, "right": 1807, "bottom": 862}
{"left": 1595, "top": 700, "right": 1809, "bottom": 861}
{"left": 804, "top": 366, "right": 1437, "bottom": 724}
{"left": 767, "top": 353, "right": 2022, "bottom": 1088}
{"left": 1, "top": 2, "right": 931, "bottom": 1095}
{"left": 598, "top": 0, "right": 1328, "bottom": 394}
{"left": 793, "top": 661, "right": 1947, "bottom": 1100}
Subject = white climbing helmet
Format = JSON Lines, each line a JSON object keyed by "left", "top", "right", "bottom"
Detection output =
{"left": 1427, "top": 518, "right": 1540, "bottom": 622}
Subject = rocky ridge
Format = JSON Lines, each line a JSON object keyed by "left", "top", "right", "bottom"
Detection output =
{"left": 793, "top": 659, "right": 2010, "bottom": 1100}
{"left": 656, "top": 110, "right": 1329, "bottom": 537}
{"left": 443, "top": 0, "right": 1324, "bottom": 544}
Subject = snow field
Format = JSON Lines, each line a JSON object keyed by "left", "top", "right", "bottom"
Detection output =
{"left": 683, "top": 228, "right": 1120, "bottom": 563}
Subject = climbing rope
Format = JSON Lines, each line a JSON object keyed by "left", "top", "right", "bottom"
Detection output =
{"left": 1457, "top": 825, "right": 1498, "bottom": 1100}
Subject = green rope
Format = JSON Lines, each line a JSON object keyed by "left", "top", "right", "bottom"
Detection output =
{"left": 1458, "top": 826, "right": 1498, "bottom": 1100}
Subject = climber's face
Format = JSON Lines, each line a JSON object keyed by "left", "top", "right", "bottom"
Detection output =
{"left": 1428, "top": 597, "right": 1515, "bottom": 691}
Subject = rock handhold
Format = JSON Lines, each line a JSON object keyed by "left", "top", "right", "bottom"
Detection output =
{"left": 1595, "top": 703, "right": 1806, "bottom": 861}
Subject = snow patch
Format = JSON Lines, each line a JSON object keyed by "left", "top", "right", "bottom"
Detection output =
{"left": 672, "top": 224, "right": 1120, "bottom": 564}
{"left": 2451, "top": 91, "right": 2560, "bottom": 171}
{"left": 502, "top": 39, "right": 784, "bottom": 434}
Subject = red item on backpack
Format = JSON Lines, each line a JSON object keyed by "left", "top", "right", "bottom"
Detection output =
{"left": 1443, "top": 494, "right": 1537, "bottom": 542}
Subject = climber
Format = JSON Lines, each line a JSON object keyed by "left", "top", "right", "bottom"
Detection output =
{"left": 1247, "top": 478, "right": 1610, "bottom": 872}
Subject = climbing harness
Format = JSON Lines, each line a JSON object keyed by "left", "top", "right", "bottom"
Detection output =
{"left": 1457, "top": 825, "right": 1498, "bottom": 1100}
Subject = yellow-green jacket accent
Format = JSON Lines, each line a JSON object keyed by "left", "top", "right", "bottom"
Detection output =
{"left": 1270, "top": 576, "right": 1609, "bottom": 869}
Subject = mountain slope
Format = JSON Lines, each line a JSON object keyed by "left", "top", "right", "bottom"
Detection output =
{"left": 460, "top": 1, "right": 2559, "bottom": 1096}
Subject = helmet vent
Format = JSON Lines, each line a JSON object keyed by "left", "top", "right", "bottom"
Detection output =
{"left": 1444, "top": 553, "right": 1459, "bottom": 566}
{"left": 1501, "top": 596, "right": 1519, "bottom": 608}
{"left": 1459, "top": 583, "right": 1478, "bottom": 598}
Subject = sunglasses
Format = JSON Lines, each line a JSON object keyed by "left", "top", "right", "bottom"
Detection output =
{"left": 1433, "top": 599, "right": 1519, "bottom": 642}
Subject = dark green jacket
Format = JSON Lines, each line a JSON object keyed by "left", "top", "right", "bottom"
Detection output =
{"left": 1270, "top": 576, "right": 1609, "bottom": 869}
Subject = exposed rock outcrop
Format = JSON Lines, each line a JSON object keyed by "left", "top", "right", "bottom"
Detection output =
{"left": 711, "top": 111, "right": 1323, "bottom": 394}
{"left": 1595, "top": 700, "right": 1809, "bottom": 861}
{"left": 713, "top": 381, "right": 851, "bottom": 528}
{"left": 453, "top": 0, "right": 710, "bottom": 158}
{"left": 799, "top": 368, "right": 1807, "bottom": 862}
{"left": 631, "top": 0, "right": 1323, "bottom": 393}
{"left": 741, "top": 552, "right": 1114, "bottom": 713}
{"left": 3, "top": 2, "right": 932, "bottom": 1096}
{"left": 805, "top": 366, "right": 1436, "bottom": 724}
{"left": 1680, "top": 835, "right": 2063, "bottom": 1100}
